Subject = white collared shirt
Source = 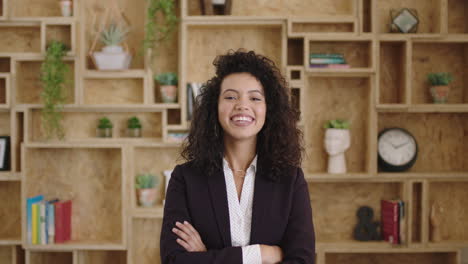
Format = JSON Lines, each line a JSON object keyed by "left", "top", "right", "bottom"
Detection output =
{"left": 223, "top": 155, "right": 262, "bottom": 264}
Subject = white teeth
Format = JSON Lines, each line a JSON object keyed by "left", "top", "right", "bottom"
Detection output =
{"left": 232, "top": 116, "right": 253, "bottom": 122}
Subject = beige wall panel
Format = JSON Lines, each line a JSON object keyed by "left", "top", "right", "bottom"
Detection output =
{"left": 0, "top": 27, "right": 41, "bottom": 53}
{"left": 187, "top": 25, "right": 282, "bottom": 82}
{"left": 376, "top": 0, "right": 441, "bottom": 34}
{"left": 309, "top": 41, "right": 371, "bottom": 68}
{"left": 0, "top": 246, "right": 13, "bottom": 264}
{"left": 24, "top": 148, "right": 122, "bottom": 243}
{"left": 428, "top": 181, "right": 468, "bottom": 242}
{"left": 303, "top": 77, "right": 369, "bottom": 173}
{"left": 46, "top": 25, "right": 72, "bottom": 49}
{"left": 78, "top": 250, "right": 126, "bottom": 264}
{"left": 378, "top": 113, "right": 468, "bottom": 172}
{"left": 0, "top": 182, "right": 21, "bottom": 240}
{"left": 292, "top": 23, "right": 354, "bottom": 33}
{"left": 325, "top": 252, "right": 457, "bottom": 264}
{"left": 131, "top": 218, "right": 162, "bottom": 264}
{"left": 379, "top": 42, "right": 406, "bottom": 104}
{"left": 448, "top": 0, "right": 468, "bottom": 34}
{"left": 29, "top": 252, "right": 73, "bottom": 264}
{"left": 310, "top": 182, "right": 402, "bottom": 242}
{"left": 412, "top": 43, "right": 467, "bottom": 104}
{"left": 0, "top": 112, "right": 10, "bottom": 135}
{"left": 83, "top": 79, "right": 144, "bottom": 105}
{"left": 15, "top": 61, "right": 75, "bottom": 104}
{"left": 12, "top": 0, "right": 61, "bottom": 17}
{"left": 188, "top": 0, "right": 353, "bottom": 17}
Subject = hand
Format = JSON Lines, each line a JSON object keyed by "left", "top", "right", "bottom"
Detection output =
{"left": 260, "top": 245, "right": 283, "bottom": 264}
{"left": 172, "top": 221, "right": 207, "bottom": 252}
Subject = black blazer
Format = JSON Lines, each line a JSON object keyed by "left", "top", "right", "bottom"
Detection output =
{"left": 160, "top": 161, "right": 315, "bottom": 264}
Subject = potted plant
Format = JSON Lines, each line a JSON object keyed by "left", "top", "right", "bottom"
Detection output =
{"left": 93, "top": 23, "right": 131, "bottom": 70}
{"left": 97, "top": 117, "right": 113, "bottom": 138}
{"left": 135, "top": 173, "right": 159, "bottom": 207}
{"left": 59, "top": 0, "right": 73, "bottom": 17}
{"left": 155, "top": 72, "right": 178, "bottom": 103}
{"left": 323, "top": 119, "right": 351, "bottom": 174}
{"left": 427, "top": 72, "right": 453, "bottom": 104}
{"left": 127, "top": 116, "right": 142, "bottom": 137}
{"left": 40, "top": 40, "right": 70, "bottom": 140}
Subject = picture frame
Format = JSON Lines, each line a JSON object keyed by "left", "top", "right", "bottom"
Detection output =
{"left": 0, "top": 136, "right": 10, "bottom": 171}
{"left": 390, "top": 8, "right": 419, "bottom": 33}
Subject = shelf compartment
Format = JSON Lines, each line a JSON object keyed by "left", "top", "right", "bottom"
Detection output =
{"left": 303, "top": 77, "right": 371, "bottom": 174}
{"left": 76, "top": 250, "right": 126, "bottom": 264}
{"left": 411, "top": 41, "right": 468, "bottom": 104}
{"left": 375, "top": 0, "right": 442, "bottom": 34}
{"left": 186, "top": 24, "right": 282, "bottom": 82}
{"left": 308, "top": 40, "right": 372, "bottom": 69}
{"left": 377, "top": 113, "right": 468, "bottom": 173}
{"left": 23, "top": 146, "right": 124, "bottom": 247}
{"left": 14, "top": 60, "right": 75, "bottom": 105}
{"left": 289, "top": 17, "right": 355, "bottom": 35}
{"left": 0, "top": 74, "right": 8, "bottom": 105}
{"left": 45, "top": 24, "right": 73, "bottom": 54}
{"left": 379, "top": 41, "right": 407, "bottom": 104}
{"left": 287, "top": 38, "right": 304, "bottom": 67}
{"left": 0, "top": 57, "right": 11, "bottom": 73}
{"left": 324, "top": 251, "right": 458, "bottom": 264}
{"left": 410, "top": 181, "right": 423, "bottom": 244}
{"left": 28, "top": 251, "right": 73, "bottom": 264}
{"left": 167, "top": 109, "right": 181, "bottom": 126}
{"left": 361, "top": 0, "right": 372, "bottom": 33}
{"left": 28, "top": 109, "right": 163, "bottom": 142}
{"left": 448, "top": 0, "right": 468, "bottom": 34}
{"left": 83, "top": 78, "right": 144, "bottom": 105}
{"left": 0, "top": 246, "right": 13, "bottom": 263}
{"left": 0, "top": 25, "right": 41, "bottom": 53}
{"left": 0, "top": 181, "right": 21, "bottom": 241}
{"left": 309, "top": 181, "right": 405, "bottom": 243}
{"left": 130, "top": 218, "right": 162, "bottom": 264}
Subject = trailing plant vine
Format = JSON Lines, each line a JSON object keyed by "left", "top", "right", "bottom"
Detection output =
{"left": 40, "top": 41, "right": 70, "bottom": 140}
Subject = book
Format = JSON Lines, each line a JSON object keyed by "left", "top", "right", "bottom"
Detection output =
{"left": 310, "top": 53, "right": 344, "bottom": 59}
{"left": 27, "top": 195, "right": 44, "bottom": 244}
{"left": 399, "top": 200, "right": 406, "bottom": 244}
{"left": 47, "top": 199, "right": 58, "bottom": 244}
{"left": 186, "top": 83, "right": 193, "bottom": 121}
{"left": 309, "top": 64, "right": 350, "bottom": 69}
{"left": 55, "top": 200, "right": 72, "bottom": 243}
{"left": 381, "top": 199, "right": 400, "bottom": 244}
{"left": 32, "top": 203, "right": 39, "bottom": 244}
{"left": 39, "top": 201, "right": 47, "bottom": 245}
{"left": 310, "top": 58, "right": 346, "bottom": 64}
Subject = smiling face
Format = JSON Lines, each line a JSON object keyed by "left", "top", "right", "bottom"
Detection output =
{"left": 218, "top": 72, "right": 267, "bottom": 144}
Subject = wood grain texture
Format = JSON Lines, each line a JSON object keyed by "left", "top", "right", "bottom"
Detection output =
{"left": 309, "top": 182, "right": 403, "bottom": 242}
{"left": 325, "top": 252, "right": 457, "bottom": 264}
{"left": 29, "top": 251, "right": 73, "bottom": 264}
{"left": 379, "top": 42, "right": 406, "bottom": 104}
{"left": 188, "top": 0, "right": 353, "bottom": 17}
{"left": 24, "top": 148, "right": 123, "bottom": 243}
{"left": 309, "top": 41, "right": 371, "bottom": 68}
{"left": 130, "top": 218, "right": 162, "bottom": 264}
{"left": 376, "top": 0, "right": 441, "bottom": 34}
{"left": 15, "top": 61, "right": 75, "bottom": 104}
{"left": 0, "top": 27, "right": 41, "bottom": 53}
{"left": 0, "top": 112, "right": 9, "bottom": 135}
{"left": 0, "top": 58, "right": 10, "bottom": 72}
{"left": 187, "top": 25, "right": 282, "bottom": 82}
{"left": 77, "top": 250, "right": 126, "bottom": 264}
{"left": 0, "top": 246, "right": 12, "bottom": 264}
{"left": 83, "top": 79, "right": 144, "bottom": 105}
{"left": 412, "top": 42, "right": 467, "bottom": 104}
{"left": 378, "top": 113, "right": 468, "bottom": 172}
{"left": 0, "top": 182, "right": 21, "bottom": 240}
{"left": 46, "top": 25, "right": 72, "bottom": 50}
{"left": 292, "top": 23, "right": 353, "bottom": 33}
{"left": 448, "top": 0, "right": 468, "bottom": 33}
{"left": 303, "top": 77, "right": 369, "bottom": 173}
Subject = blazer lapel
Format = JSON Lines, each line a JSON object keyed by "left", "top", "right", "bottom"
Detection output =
{"left": 250, "top": 162, "right": 274, "bottom": 244}
{"left": 207, "top": 166, "right": 232, "bottom": 247}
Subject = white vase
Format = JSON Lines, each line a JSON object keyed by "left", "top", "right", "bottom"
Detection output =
{"left": 93, "top": 47, "right": 132, "bottom": 70}
{"left": 102, "top": 45, "right": 124, "bottom": 53}
{"left": 212, "top": 0, "right": 226, "bottom": 5}
{"left": 60, "top": 1, "right": 72, "bottom": 17}
{"left": 324, "top": 128, "right": 351, "bottom": 174}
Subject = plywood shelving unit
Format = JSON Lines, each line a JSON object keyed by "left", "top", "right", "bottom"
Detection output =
{"left": 0, "top": 0, "right": 467, "bottom": 263}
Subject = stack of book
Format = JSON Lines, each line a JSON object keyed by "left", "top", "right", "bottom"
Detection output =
{"left": 27, "top": 195, "right": 72, "bottom": 245}
{"left": 381, "top": 199, "right": 405, "bottom": 245}
{"left": 309, "top": 53, "right": 350, "bottom": 69}
{"left": 187, "top": 82, "right": 203, "bottom": 121}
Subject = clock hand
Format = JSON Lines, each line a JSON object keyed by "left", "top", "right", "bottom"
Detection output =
{"left": 384, "top": 138, "right": 396, "bottom": 148}
{"left": 396, "top": 140, "right": 410, "bottom": 149}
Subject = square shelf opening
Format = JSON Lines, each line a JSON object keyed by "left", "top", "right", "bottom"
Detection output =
{"left": 24, "top": 147, "right": 123, "bottom": 245}
{"left": 0, "top": 181, "right": 21, "bottom": 240}
{"left": 14, "top": 112, "right": 24, "bottom": 173}
{"left": 131, "top": 218, "right": 162, "bottom": 264}
{"left": 325, "top": 252, "right": 458, "bottom": 264}
{"left": 303, "top": 77, "right": 370, "bottom": 174}
{"left": 412, "top": 42, "right": 468, "bottom": 104}
{"left": 29, "top": 251, "right": 73, "bottom": 264}
{"left": 379, "top": 41, "right": 407, "bottom": 104}
{"left": 15, "top": 60, "right": 75, "bottom": 105}
{"left": 0, "top": 77, "right": 6, "bottom": 104}
{"left": 376, "top": 0, "right": 442, "bottom": 34}
{"left": 288, "top": 38, "right": 304, "bottom": 66}
{"left": 0, "top": 26, "right": 41, "bottom": 53}
{"left": 290, "top": 70, "right": 302, "bottom": 81}
{"left": 167, "top": 109, "right": 181, "bottom": 125}
{"left": 309, "top": 41, "right": 372, "bottom": 68}
{"left": 362, "top": 0, "right": 372, "bottom": 33}
{"left": 83, "top": 78, "right": 144, "bottom": 105}
{"left": 46, "top": 25, "right": 72, "bottom": 53}
{"left": 291, "top": 22, "right": 354, "bottom": 34}
{"left": 291, "top": 87, "right": 301, "bottom": 115}
{"left": 411, "top": 182, "right": 423, "bottom": 243}
{"left": 310, "top": 181, "right": 404, "bottom": 243}
{"left": 77, "top": 250, "right": 126, "bottom": 264}
{"left": 0, "top": 57, "right": 11, "bottom": 73}
{"left": 378, "top": 113, "right": 468, "bottom": 173}
{"left": 448, "top": 0, "right": 468, "bottom": 34}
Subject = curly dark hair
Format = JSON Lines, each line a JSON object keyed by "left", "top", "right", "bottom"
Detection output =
{"left": 181, "top": 49, "right": 304, "bottom": 181}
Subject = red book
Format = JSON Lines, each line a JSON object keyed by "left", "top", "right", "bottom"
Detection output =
{"left": 55, "top": 200, "right": 72, "bottom": 243}
{"left": 381, "top": 199, "right": 399, "bottom": 244}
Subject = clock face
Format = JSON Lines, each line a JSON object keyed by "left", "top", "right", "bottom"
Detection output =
{"left": 378, "top": 129, "right": 417, "bottom": 166}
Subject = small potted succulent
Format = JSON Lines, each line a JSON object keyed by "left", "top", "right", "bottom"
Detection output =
{"left": 427, "top": 72, "right": 454, "bottom": 104}
{"left": 135, "top": 173, "right": 159, "bottom": 207}
{"left": 97, "top": 117, "right": 113, "bottom": 138}
{"left": 323, "top": 119, "right": 351, "bottom": 174}
{"left": 127, "top": 116, "right": 142, "bottom": 138}
{"left": 155, "top": 72, "right": 178, "bottom": 103}
{"left": 93, "top": 23, "right": 131, "bottom": 70}
{"left": 59, "top": 0, "right": 73, "bottom": 17}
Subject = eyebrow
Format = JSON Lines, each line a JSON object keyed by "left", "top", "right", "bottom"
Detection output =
{"left": 222, "top": 89, "right": 264, "bottom": 96}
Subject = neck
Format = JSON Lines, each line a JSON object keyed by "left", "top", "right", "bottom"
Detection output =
{"left": 223, "top": 137, "right": 257, "bottom": 172}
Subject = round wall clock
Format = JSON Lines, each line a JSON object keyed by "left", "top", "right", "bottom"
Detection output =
{"left": 378, "top": 127, "right": 418, "bottom": 172}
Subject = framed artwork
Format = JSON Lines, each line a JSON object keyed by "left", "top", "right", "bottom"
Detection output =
{"left": 0, "top": 136, "right": 10, "bottom": 171}
{"left": 390, "top": 8, "right": 419, "bottom": 33}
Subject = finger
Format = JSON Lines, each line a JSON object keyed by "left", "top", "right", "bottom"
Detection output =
{"left": 176, "top": 238, "right": 192, "bottom": 251}
{"left": 172, "top": 227, "right": 191, "bottom": 242}
{"left": 177, "top": 222, "right": 198, "bottom": 241}
{"left": 183, "top": 221, "right": 202, "bottom": 240}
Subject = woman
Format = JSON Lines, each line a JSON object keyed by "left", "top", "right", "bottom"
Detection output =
{"left": 160, "top": 50, "right": 315, "bottom": 263}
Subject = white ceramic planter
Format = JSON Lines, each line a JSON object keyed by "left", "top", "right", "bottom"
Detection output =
{"left": 137, "top": 188, "right": 157, "bottom": 207}
{"left": 60, "top": 0, "right": 72, "bottom": 17}
{"left": 93, "top": 46, "right": 132, "bottom": 70}
{"left": 212, "top": 0, "right": 226, "bottom": 5}
{"left": 324, "top": 128, "right": 351, "bottom": 174}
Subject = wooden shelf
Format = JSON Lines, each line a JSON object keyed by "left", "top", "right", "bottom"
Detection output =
{"left": 0, "top": 172, "right": 21, "bottom": 181}
{"left": 23, "top": 241, "right": 125, "bottom": 251}
{"left": 132, "top": 206, "right": 164, "bottom": 219}
{"left": 0, "top": 239, "right": 22, "bottom": 246}
{"left": 83, "top": 70, "right": 147, "bottom": 79}
{"left": 306, "top": 68, "right": 374, "bottom": 77}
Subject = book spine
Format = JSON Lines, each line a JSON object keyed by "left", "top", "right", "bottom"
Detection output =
{"left": 309, "top": 64, "right": 350, "bottom": 69}
{"left": 27, "top": 195, "right": 44, "bottom": 244}
{"left": 310, "top": 53, "right": 344, "bottom": 59}
{"left": 47, "top": 203, "right": 55, "bottom": 244}
{"left": 310, "top": 58, "right": 346, "bottom": 64}
{"left": 32, "top": 204, "right": 38, "bottom": 244}
{"left": 40, "top": 202, "right": 46, "bottom": 245}
{"left": 63, "top": 200, "right": 72, "bottom": 242}
{"left": 55, "top": 203, "right": 62, "bottom": 243}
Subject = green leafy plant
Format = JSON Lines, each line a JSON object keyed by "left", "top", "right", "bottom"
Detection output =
{"left": 135, "top": 173, "right": 159, "bottom": 189}
{"left": 40, "top": 40, "right": 70, "bottom": 140}
{"left": 98, "top": 117, "right": 113, "bottom": 129}
{"left": 100, "top": 23, "right": 130, "bottom": 46}
{"left": 323, "top": 119, "right": 350, "bottom": 129}
{"left": 427, "top": 72, "right": 454, "bottom": 86}
{"left": 128, "top": 116, "right": 142, "bottom": 129}
{"left": 142, "top": 0, "right": 178, "bottom": 56}
{"left": 155, "top": 72, "right": 178, "bottom": 85}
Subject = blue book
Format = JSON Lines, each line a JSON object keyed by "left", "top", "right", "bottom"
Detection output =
{"left": 46, "top": 199, "right": 58, "bottom": 244}
{"left": 27, "top": 195, "right": 44, "bottom": 244}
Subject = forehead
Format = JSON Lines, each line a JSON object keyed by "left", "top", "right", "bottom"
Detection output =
{"left": 220, "top": 72, "right": 264, "bottom": 93}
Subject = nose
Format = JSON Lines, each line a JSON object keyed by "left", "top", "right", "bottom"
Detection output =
{"left": 234, "top": 96, "right": 249, "bottom": 110}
